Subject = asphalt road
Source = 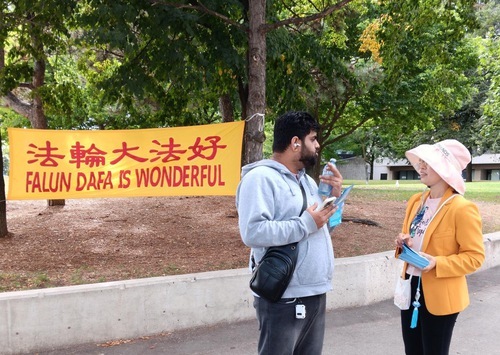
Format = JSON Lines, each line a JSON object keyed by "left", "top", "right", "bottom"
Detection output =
{"left": 33, "top": 265, "right": 500, "bottom": 355}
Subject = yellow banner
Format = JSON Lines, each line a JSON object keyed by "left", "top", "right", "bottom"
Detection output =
{"left": 8, "top": 122, "right": 245, "bottom": 200}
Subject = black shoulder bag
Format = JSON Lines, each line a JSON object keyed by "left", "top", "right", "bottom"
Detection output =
{"left": 249, "top": 183, "right": 307, "bottom": 302}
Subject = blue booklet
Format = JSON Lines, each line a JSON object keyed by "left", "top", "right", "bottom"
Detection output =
{"left": 327, "top": 185, "right": 354, "bottom": 229}
{"left": 319, "top": 184, "right": 354, "bottom": 210}
{"left": 334, "top": 184, "right": 354, "bottom": 206}
{"left": 398, "top": 243, "right": 430, "bottom": 269}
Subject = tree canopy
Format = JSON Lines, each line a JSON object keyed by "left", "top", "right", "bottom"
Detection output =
{"left": 1, "top": 0, "right": 497, "bottom": 162}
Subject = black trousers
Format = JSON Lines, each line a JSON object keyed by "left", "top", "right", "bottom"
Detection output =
{"left": 254, "top": 293, "right": 326, "bottom": 355}
{"left": 401, "top": 274, "right": 459, "bottom": 355}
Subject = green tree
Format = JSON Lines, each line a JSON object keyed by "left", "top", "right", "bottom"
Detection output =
{"left": 372, "top": 0, "right": 499, "bottom": 177}
{"left": 474, "top": 0, "right": 500, "bottom": 152}
{"left": 1, "top": 1, "right": 81, "bottom": 209}
{"left": 0, "top": 0, "right": 78, "bottom": 128}
{"left": 1, "top": 0, "right": 485, "bottom": 180}
{"left": 265, "top": 0, "right": 479, "bottom": 178}
{"left": 76, "top": 0, "right": 358, "bottom": 165}
{"left": 341, "top": 0, "right": 480, "bottom": 174}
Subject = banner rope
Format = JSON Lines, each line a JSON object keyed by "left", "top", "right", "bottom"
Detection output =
{"left": 245, "top": 113, "right": 265, "bottom": 125}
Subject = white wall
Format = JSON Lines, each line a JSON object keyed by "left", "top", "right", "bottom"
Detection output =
{"left": 337, "top": 157, "right": 368, "bottom": 181}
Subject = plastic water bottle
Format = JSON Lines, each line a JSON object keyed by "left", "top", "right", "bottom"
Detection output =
{"left": 318, "top": 158, "right": 336, "bottom": 197}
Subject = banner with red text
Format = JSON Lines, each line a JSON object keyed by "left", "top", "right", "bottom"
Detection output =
{"left": 8, "top": 121, "right": 245, "bottom": 200}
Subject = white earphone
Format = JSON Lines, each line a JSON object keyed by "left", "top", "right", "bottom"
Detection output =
{"left": 294, "top": 143, "right": 301, "bottom": 147}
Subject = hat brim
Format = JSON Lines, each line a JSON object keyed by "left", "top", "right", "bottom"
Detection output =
{"left": 405, "top": 145, "right": 466, "bottom": 194}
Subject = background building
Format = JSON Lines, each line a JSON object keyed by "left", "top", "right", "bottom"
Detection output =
{"left": 370, "top": 153, "right": 500, "bottom": 181}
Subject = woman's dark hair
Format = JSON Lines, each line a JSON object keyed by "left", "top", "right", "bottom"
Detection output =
{"left": 272, "top": 111, "right": 320, "bottom": 153}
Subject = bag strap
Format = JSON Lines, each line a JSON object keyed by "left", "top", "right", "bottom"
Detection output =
{"left": 280, "top": 181, "right": 306, "bottom": 247}
{"left": 298, "top": 181, "right": 307, "bottom": 216}
{"left": 251, "top": 181, "right": 307, "bottom": 269}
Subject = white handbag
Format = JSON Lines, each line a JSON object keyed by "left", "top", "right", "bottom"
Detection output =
{"left": 394, "top": 274, "right": 413, "bottom": 310}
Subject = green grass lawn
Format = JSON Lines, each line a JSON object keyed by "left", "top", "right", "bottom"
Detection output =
{"left": 3, "top": 175, "right": 499, "bottom": 202}
{"left": 343, "top": 179, "right": 500, "bottom": 203}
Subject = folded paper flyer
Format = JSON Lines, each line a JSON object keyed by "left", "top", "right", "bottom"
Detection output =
{"left": 398, "top": 243, "right": 430, "bottom": 269}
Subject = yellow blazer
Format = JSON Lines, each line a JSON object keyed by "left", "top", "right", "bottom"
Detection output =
{"left": 396, "top": 187, "right": 485, "bottom": 315}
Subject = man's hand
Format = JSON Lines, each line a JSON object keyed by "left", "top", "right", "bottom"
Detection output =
{"left": 308, "top": 202, "right": 337, "bottom": 229}
{"left": 319, "top": 162, "right": 344, "bottom": 198}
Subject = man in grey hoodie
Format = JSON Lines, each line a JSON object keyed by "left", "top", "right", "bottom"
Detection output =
{"left": 236, "top": 111, "right": 343, "bottom": 355}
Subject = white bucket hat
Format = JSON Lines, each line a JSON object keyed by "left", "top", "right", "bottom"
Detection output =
{"left": 405, "top": 139, "right": 471, "bottom": 195}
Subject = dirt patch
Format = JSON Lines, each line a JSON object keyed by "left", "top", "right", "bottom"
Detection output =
{"left": 0, "top": 194, "right": 497, "bottom": 292}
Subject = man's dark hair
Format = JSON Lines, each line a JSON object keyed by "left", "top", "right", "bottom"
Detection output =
{"left": 273, "top": 111, "right": 320, "bottom": 153}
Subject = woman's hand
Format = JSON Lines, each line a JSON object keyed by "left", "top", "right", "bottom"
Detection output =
{"left": 420, "top": 252, "right": 436, "bottom": 272}
{"left": 395, "top": 233, "right": 412, "bottom": 248}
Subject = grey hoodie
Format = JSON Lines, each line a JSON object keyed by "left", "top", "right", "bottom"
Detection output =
{"left": 236, "top": 159, "right": 334, "bottom": 298}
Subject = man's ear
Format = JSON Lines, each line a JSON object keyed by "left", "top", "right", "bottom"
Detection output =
{"left": 292, "top": 137, "right": 301, "bottom": 149}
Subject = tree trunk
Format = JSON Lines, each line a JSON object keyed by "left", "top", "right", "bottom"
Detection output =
{"left": 244, "top": 0, "right": 267, "bottom": 165}
{"left": 3, "top": 92, "right": 32, "bottom": 117}
{"left": 311, "top": 146, "right": 324, "bottom": 183}
{"left": 31, "top": 58, "right": 47, "bottom": 129}
{"left": 466, "top": 162, "right": 472, "bottom": 182}
{"left": 31, "top": 40, "right": 65, "bottom": 206}
{"left": 219, "top": 94, "right": 234, "bottom": 122}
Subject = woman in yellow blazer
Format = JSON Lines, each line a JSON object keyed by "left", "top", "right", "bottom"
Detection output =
{"left": 395, "top": 139, "right": 485, "bottom": 355}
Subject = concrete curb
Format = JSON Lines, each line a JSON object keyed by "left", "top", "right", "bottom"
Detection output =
{"left": 1, "top": 232, "right": 499, "bottom": 354}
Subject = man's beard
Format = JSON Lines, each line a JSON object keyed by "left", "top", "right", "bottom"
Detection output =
{"left": 300, "top": 151, "right": 317, "bottom": 168}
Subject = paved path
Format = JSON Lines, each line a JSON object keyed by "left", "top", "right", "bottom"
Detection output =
{"left": 35, "top": 265, "right": 500, "bottom": 355}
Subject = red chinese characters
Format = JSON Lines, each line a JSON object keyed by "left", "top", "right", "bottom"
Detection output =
{"left": 24, "top": 135, "right": 229, "bottom": 193}
{"left": 27, "top": 141, "right": 65, "bottom": 167}
{"left": 187, "top": 136, "right": 227, "bottom": 161}
{"left": 149, "top": 138, "right": 187, "bottom": 163}
{"left": 26, "top": 136, "right": 227, "bottom": 168}
{"left": 70, "top": 142, "right": 107, "bottom": 168}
